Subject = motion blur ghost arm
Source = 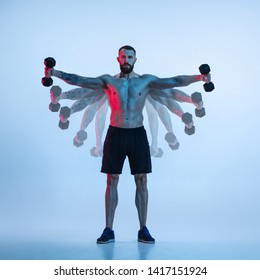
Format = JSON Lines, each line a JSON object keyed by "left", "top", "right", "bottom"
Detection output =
{"left": 149, "top": 89, "right": 184, "bottom": 118}
{"left": 146, "top": 94, "right": 180, "bottom": 151}
{"left": 73, "top": 98, "right": 104, "bottom": 148}
{"left": 153, "top": 88, "right": 192, "bottom": 103}
{"left": 94, "top": 98, "right": 108, "bottom": 156}
{"left": 61, "top": 88, "right": 105, "bottom": 100}
{"left": 146, "top": 95, "right": 173, "bottom": 133}
{"left": 69, "top": 92, "right": 105, "bottom": 114}
{"left": 168, "top": 88, "right": 192, "bottom": 103}
{"left": 76, "top": 96, "right": 108, "bottom": 156}
{"left": 152, "top": 88, "right": 205, "bottom": 116}
{"left": 145, "top": 98, "right": 159, "bottom": 152}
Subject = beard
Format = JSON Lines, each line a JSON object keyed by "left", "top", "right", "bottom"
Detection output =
{"left": 120, "top": 63, "right": 134, "bottom": 74}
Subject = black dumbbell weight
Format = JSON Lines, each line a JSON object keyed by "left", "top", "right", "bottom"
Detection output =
{"left": 164, "top": 132, "right": 180, "bottom": 150}
{"left": 58, "top": 106, "right": 71, "bottom": 130}
{"left": 191, "top": 92, "right": 206, "bottom": 118}
{"left": 73, "top": 130, "right": 88, "bottom": 147}
{"left": 182, "top": 112, "right": 195, "bottom": 135}
{"left": 49, "top": 86, "right": 61, "bottom": 112}
{"left": 42, "top": 57, "right": 56, "bottom": 87}
{"left": 199, "top": 64, "right": 215, "bottom": 92}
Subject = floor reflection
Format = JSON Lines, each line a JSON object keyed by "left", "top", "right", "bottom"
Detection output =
{"left": 0, "top": 240, "right": 260, "bottom": 260}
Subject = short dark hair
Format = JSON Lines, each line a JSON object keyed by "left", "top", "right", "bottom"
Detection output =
{"left": 118, "top": 45, "right": 136, "bottom": 55}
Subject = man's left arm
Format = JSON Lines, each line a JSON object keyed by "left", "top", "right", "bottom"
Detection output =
{"left": 148, "top": 74, "right": 210, "bottom": 89}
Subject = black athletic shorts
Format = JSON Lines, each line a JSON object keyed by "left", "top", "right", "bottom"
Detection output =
{"left": 101, "top": 125, "right": 152, "bottom": 175}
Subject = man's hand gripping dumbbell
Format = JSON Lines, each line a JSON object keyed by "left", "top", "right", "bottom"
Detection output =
{"left": 42, "top": 57, "right": 56, "bottom": 87}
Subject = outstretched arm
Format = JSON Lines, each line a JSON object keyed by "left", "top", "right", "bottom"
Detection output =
{"left": 46, "top": 67, "right": 106, "bottom": 89}
{"left": 148, "top": 73, "right": 210, "bottom": 89}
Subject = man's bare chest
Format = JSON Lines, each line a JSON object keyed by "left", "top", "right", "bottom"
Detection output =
{"left": 105, "top": 78, "right": 148, "bottom": 100}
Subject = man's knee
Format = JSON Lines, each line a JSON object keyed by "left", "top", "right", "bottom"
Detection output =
{"left": 107, "top": 174, "right": 120, "bottom": 187}
{"left": 134, "top": 173, "right": 147, "bottom": 186}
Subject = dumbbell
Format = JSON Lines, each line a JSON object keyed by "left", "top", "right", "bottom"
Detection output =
{"left": 42, "top": 57, "right": 56, "bottom": 87}
{"left": 199, "top": 64, "right": 215, "bottom": 92}
{"left": 150, "top": 146, "right": 164, "bottom": 158}
{"left": 49, "top": 86, "right": 61, "bottom": 112}
{"left": 59, "top": 106, "right": 71, "bottom": 130}
{"left": 191, "top": 92, "right": 206, "bottom": 118}
{"left": 164, "top": 132, "right": 180, "bottom": 150}
{"left": 90, "top": 146, "right": 103, "bottom": 157}
{"left": 73, "top": 130, "right": 88, "bottom": 147}
{"left": 182, "top": 112, "right": 195, "bottom": 135}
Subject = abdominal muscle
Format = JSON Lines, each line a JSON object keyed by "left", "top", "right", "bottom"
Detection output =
{"left": 104, "top": 74, "right": 149, "bottom": 129}
{"left": 108, "top": 90, "right": 147, "bottom": 128}
{"left": 110, "top": 109, "right": 144, "bottom": 128}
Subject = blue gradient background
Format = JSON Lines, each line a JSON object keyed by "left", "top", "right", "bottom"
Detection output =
{"left": 0, "top": 0, "right": 259, "bottom": 259}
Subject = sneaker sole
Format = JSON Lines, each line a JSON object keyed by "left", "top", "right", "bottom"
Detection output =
{"left": 96, "top": 239, "right": 115, "bottom": 244}
{"left": 138, "top": 238, "right": 155, "bottom": 244}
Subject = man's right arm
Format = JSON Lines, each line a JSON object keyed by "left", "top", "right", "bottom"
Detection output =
{"left": 46, "top": 68, "right": 106, "bottom": 89}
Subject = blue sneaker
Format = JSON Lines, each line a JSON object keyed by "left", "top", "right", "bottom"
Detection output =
{"left": 138, "top": 226, "right": 155, "bottom": 244}
{"left": 97, "top": 227, "right": 115, "bottom": 244}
